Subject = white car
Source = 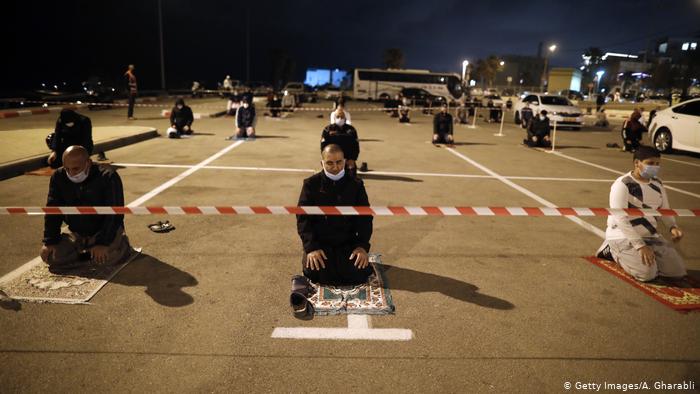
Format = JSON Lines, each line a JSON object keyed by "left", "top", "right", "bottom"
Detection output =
{"left": 283, "top": 82, "right": 304, "bottom": 96}
{"left": 513, "top": 94, "right": 584, "bottom": 130}
{"left": 648, "top": 98, "right": 700, "bottom": 154}
{"left": 481, "top": 94, "right": 504, "bottom": 107}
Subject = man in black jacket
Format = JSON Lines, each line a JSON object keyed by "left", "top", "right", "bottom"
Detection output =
{"left": 47, "top": 109, "right": 93, "bottom": 169}
{"left": 232, "top": 97, "right": 256, "bottom": 139}
{"left": 524, "top": 110, "right": 551, "bottom": 147}
{"left": 167, "top": 98, "right": 195, "bottom": 138}
{"left": 40, "top": 146, "right": 132, "bottom": 272}
{"left": 320, "top": 110, "right": 360, "bottom": 176}
{"left": 433, "top": 104, "right": 454, "bottom": 144}
{"left": 296, "top": 144, "right": 373, "bottom": 286}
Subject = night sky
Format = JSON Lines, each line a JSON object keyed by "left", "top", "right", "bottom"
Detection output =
{"left": 4, "top": 0, "right": 700, "bottom": 91}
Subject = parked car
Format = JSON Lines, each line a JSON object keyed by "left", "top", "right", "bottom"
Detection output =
{"left": 647, "top": 98, "right": 700, "bottom": 154}
{"left": 513, "top": 94, "right": 584, "bottom": 130}
{"left": 282, "top": 82, "right": 317, "bottom": 103}
{"left": 400, "top": 88, "right": 446, "bottom": 106}
{"left": 481, "top": 94, "right": 504, "bottom": 107}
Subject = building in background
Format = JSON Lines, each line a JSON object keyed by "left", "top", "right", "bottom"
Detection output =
{"left": 547, "top": 68, "right": 582, "bottom": 93}
{"left": 304, "top": 68, "right": 350, "bottom": 88}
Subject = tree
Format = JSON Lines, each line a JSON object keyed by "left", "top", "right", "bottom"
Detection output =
{"left": 383, "top": 48, "right": 404, "bottom": 69}
{"left": 270, "top": 48, "right": 295, "bottom": 90}
{"left": 581, "top": 47, "right": 605, "bottom": 87}
{"left": 474, "top": 56, "right": 502, "bottom": 87}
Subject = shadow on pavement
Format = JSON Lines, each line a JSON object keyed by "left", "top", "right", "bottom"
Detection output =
{"left": 359, "top": 173, "right": 422, "bottom": 183}
{"left": 358, "top": 138, "right": 383, "bottom": 142}
{"left": 383, "top": 265, "right": 514, "bottom": 310}
{"left": 111, "top": 254, "right": 198, "bottom": 307}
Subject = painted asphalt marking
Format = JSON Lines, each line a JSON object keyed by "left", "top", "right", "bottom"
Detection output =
{"left": 110, "top": 163, "right": 700, "bottom": 185}
{"left": 664, "top": 157, "right": 700, "bottom": 168}
{"left": 445, "top": 147, "right": 606, "bottom": 239}
{"left": 0, "top": 141, "right": 246, "bottom": 287}
{"left": 271, "top": 314, "right": 413, "bottom": 341}
{"left": 545, "top": 150, "right": 700, "bottom": 199}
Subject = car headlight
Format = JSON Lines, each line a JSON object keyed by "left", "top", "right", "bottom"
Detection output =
{"left": 551, "top": 111, "right": 558, "bottom": 115}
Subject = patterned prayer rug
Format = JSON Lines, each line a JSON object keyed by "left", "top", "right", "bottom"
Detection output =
{"left": 307, "top": 253, "right": 395, "bottom": 315}
{"left": 584, "top": 256, "right": 700, "bottom": 312}
{"left": 0, "top": 248, "right": 141, "bottom": 304}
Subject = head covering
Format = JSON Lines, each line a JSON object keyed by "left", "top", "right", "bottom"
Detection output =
{"left": 175, "top": 98, "right": 185, "bottom": 106}
{"left": 630, "top": 109, "right": 642, "bottom": 121}
{"left": 540, "top": 110, "right": 548, "bottom": 116}
{"left": 59, "top": 109, "right": 79, "bottom": 124}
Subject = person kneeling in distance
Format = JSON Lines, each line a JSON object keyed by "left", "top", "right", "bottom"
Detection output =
{"left": 167, "top": 98, "right": 194, "bottom": 139}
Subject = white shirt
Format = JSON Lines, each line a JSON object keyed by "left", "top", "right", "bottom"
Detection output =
{"left": 606, "top": 171, "right": 676, "bottom": 248}
{"left": 330, "top": 110, "right": 351, "bottom": 125}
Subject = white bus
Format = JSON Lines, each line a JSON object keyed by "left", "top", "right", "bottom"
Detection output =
{"left": 353, "top": 68, "right": 464, "bottom": 102}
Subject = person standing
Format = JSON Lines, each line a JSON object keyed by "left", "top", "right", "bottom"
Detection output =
{"left": 124, "top": 64, "right": 138, "bottom": 120}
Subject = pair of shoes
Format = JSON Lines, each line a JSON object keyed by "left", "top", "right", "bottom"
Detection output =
{"left": 359, "top": 162, "right": 368, "bottom": 172}
{"left": 290, "top": 275, "right": 315, "bottom": 319}
{"left": 148, "top": 220, "right": 175, "bottom": 233}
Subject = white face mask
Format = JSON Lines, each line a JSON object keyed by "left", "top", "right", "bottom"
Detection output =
{"left": 65, "top": 122, "right": 75, "bottom": 128}
{"left": 66, "top": 163, "right": 89, "bottom": 183}
{"left": 539, "top": 115, "right": 546, "bottom": 120}
{"left": 177, "top": 105, "right": 183, "bottom": 109}
{"left": 243, "top": 103, "right": 249, "bottom": 108}
{"left": 335, "top": 118, "right": 346, "bottom": 126}
{"left": 324, "top": 167, "right": 345, "bottom": 181}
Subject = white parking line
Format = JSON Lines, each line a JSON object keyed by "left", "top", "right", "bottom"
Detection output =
{"left": 271, "top": 314, "right": 413, "bottom": 341}
{"left": 546, "top": 151, "right": 700, "bottom": 199}
{"left": 111, "top": 163, "right": 700, "bottom": 185}
{"left": 0, "top": 141, "right": 246, "bottom": 287}
{"left": 445, "top": 148, "right": 606, "bottom": 239}
{"left": 663, "top": 157, "right": 700, "bottom": 168}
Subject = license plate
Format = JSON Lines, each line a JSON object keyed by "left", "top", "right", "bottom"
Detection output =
{"left": 563, "top": 117, "right": 576, "bottom": 122}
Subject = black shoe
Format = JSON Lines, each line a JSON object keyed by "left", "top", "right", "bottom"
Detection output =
{"left": 97, "top": 151, "right": 108, "bottom": 161}
{"left": 596, "top": 242, "right": 614, "bottom": 261}
{"left": 359, "top": 162, "right": 368, "bottom": 172}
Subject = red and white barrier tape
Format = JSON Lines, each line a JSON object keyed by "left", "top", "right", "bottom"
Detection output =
{"left": 1, "top": 206, "right": 698, "bottom": 217}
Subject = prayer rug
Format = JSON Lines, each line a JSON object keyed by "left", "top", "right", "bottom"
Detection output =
{"left": 0, "top": 248, "right": 141, "bottom": 304}
{"left": 307, "top": 253, "right": 395, "bottom": 315}
{"left": 584, "top": 256, "right": 700, "bottom": 312}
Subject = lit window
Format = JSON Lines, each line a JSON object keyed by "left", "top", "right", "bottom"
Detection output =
{"left": 692, "top": 42, "right": 698, "bottom": 50}
{"left": 659, "top": 43, "right": 667, "bottom": 53}
{"left": 682, "top": 42, "right": 689, "bottom": 51}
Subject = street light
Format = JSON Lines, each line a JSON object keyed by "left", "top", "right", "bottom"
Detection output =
{"left": 541, "top": 44, "right": 557, "bottom": 92}
{"left": 595, "top": 70, "right": 605, "bottom": 93}
{"left": 499, "top": 60, "right": 505, "bottom": 66}
{"left": 462, "top": 60, "right": 470, "bottom": 83}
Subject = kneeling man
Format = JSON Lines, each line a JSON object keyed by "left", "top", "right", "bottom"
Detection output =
{"left": 41, "top": 146, "right": 132, "bottom": 272}
{"left": 599, "top": 146, "right": 686, "bottom": 282}
{"left": 296, "top": 144, "right": 372, "bottom": 286}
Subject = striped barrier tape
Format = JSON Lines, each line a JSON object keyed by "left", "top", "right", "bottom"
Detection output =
{"left": 1, "top": 99, "right": 503, "bottom": 113}
{"left": 1, "top": 206, "right": 698, "bottom": 217}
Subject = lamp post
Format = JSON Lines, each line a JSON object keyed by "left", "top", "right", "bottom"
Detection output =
{"left": 540, "top": 44, "right": 557, "bottom": 92}
{"left": 595, "top": 70, "right": 605, "bottom": 93}
{"left": 462, "top": 60, "right": 470, "bottom": 84}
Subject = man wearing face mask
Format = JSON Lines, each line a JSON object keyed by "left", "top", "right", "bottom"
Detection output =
{"left": 232, "top": 97, "right": 256, "bottom": 139}
{"left": 296, "top": 144, "right": 373, "bottom": 286}
{"left": 432, "top": 104, "right": 454, "bottom": 144}
{"left": 321, "top": 110, "right": 360, "bottom": 175}
{"left": 597, "top": 146, "right": 686, "bottom": 282}
{"left": 47, "top": 109, "right": 93, "bottom": 169}
{"left": 167, "top": 98, "right": 195, "bottom": 139}
{"left": 41, "top": 146, "right": 132, "bottom": 272}
{"left": 524, "top": 110, "right": 551, "bottom": 147}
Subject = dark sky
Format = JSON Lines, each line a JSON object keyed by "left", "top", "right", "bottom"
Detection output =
{"left": 4, "top": 0, "right": 700, "bottom": 91}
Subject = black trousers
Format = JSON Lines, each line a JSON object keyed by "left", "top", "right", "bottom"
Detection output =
{"left": 127, "top": 94, "right": 136, "bottom": 118}
{"left": 302, "top": 244, "right": 373, "bottom": 286}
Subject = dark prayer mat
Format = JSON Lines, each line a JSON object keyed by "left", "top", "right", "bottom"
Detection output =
{"left": 307, "top": 253, "right": 395, "bottom": 315}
